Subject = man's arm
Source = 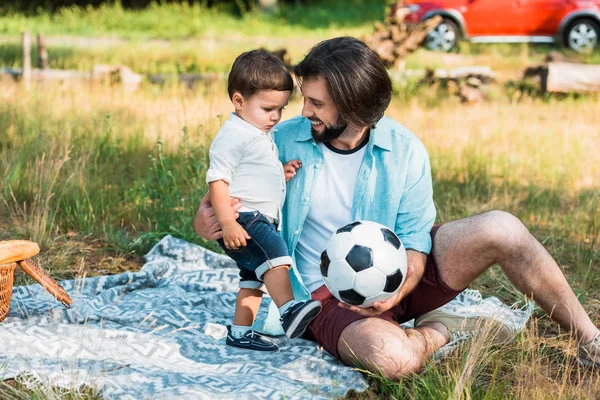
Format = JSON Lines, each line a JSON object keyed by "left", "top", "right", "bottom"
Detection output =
{"left": 339, "top": 141, "right": 435, "bottom": 316}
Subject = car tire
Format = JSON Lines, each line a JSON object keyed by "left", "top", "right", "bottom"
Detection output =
{"left": 425, "top": 18, "right": 460, "bottom": 52}
{"left": 564, "top": 18, "right": 599, "bottom": 53}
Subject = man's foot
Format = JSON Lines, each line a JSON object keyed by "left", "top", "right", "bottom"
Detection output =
{"left": 415, "top": 307, "right": 515, "bottom": 345}
{"left": 578, "top": 332, "right": 600, "bottom": 368}
{"left": 279, "top": 300, "right": 322, "bottom": 339}
{"left": 226, "top": 325, "right": 279, "bottom": 352}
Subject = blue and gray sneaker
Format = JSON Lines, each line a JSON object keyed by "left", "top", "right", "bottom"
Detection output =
{"left": 226, "top": 325, "right": 279, "bottom": 352}
{"left": 280, "top": 300, "right": 322, "bottom": 339}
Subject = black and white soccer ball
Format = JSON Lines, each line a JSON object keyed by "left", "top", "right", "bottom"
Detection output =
{"left": 320, "top": 220, "right": 408, "bottom": 308}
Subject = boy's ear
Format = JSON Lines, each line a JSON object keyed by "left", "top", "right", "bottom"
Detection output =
{"left": 232, "top": 92, "right": 244, "bottom": 110}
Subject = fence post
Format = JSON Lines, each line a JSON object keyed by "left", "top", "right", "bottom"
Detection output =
{"left": 37, "top": 33, "right": 48, "bottom": 70}
{"left": 22, "top": 31, "right": 32, "bottom": 90}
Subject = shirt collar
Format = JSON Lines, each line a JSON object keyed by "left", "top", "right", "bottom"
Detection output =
{"left": 294, "top": 118, "right": 314, "bottom": 142}
{"left": 228, "top": 112, "right": 274, "bottom": 136}
{"left": 370, "top": 119, "right": 392, "bottom": 152}
{"left": 294, "top": 116, "right": 392, "bottom": 151}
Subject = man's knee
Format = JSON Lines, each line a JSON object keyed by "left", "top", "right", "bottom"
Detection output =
{"left": 340, "top": 340, "right": 424, "bottom": 380}
{"left": 372, "top": 348, "right": 424, "bottom": 380}
{"left": 338, "top": 320, "right": 426, "bottom": 381}
{"left": 479, "top": 210, "right": 530, "bottom": 256}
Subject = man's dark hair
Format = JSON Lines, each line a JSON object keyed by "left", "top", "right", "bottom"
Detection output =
{"left": 294, "top": 37, "right": 392, "bottom": 128}
{"left": 228, "top": 49, "right": 294, "bottom": 100}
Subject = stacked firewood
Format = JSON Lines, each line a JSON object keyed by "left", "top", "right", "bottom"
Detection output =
{"left": 363, "top": 5, "right": 442, "bottom": 69}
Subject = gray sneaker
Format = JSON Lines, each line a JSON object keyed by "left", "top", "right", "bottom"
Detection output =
{"left": 415, "top": 307, "right": 515, "bottom": 345}
{"left": 578, "top": 332, "right": 600, "bottom": 368}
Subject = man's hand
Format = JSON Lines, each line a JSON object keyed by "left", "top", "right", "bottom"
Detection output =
{"left": 221, "top": 220, "right": 251, "bottom": 249}
{"left": 283, "top": 160, "right": 302, "bottom": 182}
{"left": 337, "top": 265, "right": 415, "bottom": 316}
{"left": 192, "top": 193, "right": 242, "bottom": 240}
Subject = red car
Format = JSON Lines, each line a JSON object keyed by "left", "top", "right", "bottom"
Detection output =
{"left": 395, "top": 0, "right": 600, "bottom": 52}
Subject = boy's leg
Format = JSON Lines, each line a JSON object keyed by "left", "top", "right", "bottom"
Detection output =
{"left": 262, "top": 266, "right": 293, "bottom": 308}
{"left": 262, "top": 265, "right": 322, "bottom": 339}
{"left": 233, "top": 288, "right": 263, "bottom": 326}
{"left": 227, "top": 278, "right": 278, "bottom": 352}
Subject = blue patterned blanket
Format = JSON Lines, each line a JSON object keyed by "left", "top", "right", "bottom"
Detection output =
{"left": 1, "top": 235, "right": 368, "bottom": 399}
{"left": 0, "top": 235, "right": 533, "bottom": 399}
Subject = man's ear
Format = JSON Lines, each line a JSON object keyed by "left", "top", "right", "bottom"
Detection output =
{"left": 232, "top": 92, "right": 244, "bottom": 111}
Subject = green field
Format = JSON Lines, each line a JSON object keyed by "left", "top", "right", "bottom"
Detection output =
{"left": 1, "top": 1, "right": 600, "bottom": 398}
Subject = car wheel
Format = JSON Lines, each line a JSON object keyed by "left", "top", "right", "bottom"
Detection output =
{"left": 426, "top": 18, "right": 460, "bottom": 52}
{"left": 565, "top": 18, "right": 599, "bottom": 53}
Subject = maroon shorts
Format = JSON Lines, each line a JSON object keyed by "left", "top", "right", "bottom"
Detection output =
{"left": 303, "top": 224, "right": 462, "bottom": 359}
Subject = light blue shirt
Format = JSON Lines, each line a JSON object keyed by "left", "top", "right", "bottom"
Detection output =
{"left": 254, "top": 115, "right": 436, "bottom": 335}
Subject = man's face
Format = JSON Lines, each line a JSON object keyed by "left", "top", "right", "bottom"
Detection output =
{"left": 300, "top": 76, "right": 347, "bottom": 142}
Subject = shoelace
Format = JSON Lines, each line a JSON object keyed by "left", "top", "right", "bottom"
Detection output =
{"left": 461, "top": 288, "right": 483, "bottom": 303}
{"left": 586, "top": 333, "right": 600, "bottom": 358}
{"left": 450, "top": 329, "right": 479, "bottom": 344}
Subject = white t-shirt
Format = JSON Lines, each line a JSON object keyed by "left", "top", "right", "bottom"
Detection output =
{"left": 295, "top": 140, "right": 368, "bottom": 292}
{"left": 206, "top": 113, "right": 286, "bottom": 223}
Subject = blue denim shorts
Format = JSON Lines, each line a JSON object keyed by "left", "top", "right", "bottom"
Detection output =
{"left": 218, "top": 211, "right": 292, "bottom": 290}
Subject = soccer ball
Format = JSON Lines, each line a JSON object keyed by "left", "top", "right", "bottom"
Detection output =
{"left": 320, "top": 220, "right": 408, "bottom": 308}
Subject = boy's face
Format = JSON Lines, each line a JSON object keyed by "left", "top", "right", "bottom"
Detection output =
{"left": 300, "top": 75, "right": 347, "bottom": 142}
{"left": 233, "top": 90, "right": 291, "bottom": 133}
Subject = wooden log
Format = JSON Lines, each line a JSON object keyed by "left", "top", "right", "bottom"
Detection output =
{"left": 37, "top": 33, "right": 49, "bottom": 70}
{"left": 546, "top": 62, "right": 600, "bottom": 93}
{"left": 22, "top": 31, "right": 31, "bottom": 90}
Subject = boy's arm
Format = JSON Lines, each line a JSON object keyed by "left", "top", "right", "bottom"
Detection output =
{"left": 283, "top": 159, "right": 302, "bottom": 182}
{"left": 209, "top": 180, "right": 250, "bottom": 249}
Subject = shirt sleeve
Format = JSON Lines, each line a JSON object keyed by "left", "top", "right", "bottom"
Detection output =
{"left": 395, "top": 148, "right": 436, "bottom": 254}
{"left": 205, "top": 126, "right": 248, "bottom": 184}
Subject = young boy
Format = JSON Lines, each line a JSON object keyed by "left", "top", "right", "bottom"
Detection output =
{"left": 206, "top": 49, "right": 322, "bottom": 352}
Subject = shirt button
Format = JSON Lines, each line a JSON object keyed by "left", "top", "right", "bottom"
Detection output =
{"left": 294, "top": 230, "right": 300, "bottom": 235}
{"left": 304, "top": 196, "right": 310, "bottom": 202}
{"left": 315, "top": 164, "right": 321, "bottom": 169}
{"left": 312, "top": 142, "right": 317, "bottom": 146}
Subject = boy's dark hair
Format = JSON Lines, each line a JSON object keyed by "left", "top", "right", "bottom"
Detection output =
{"left": 294, "top": 37, "right": 392, "bottom": 129}
{"left": 228, "top": 49, "right": 294, "bottom": 100}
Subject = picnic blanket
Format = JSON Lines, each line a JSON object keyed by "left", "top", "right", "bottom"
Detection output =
{"left": 0, "top": 235, "right": 534, "bottom": 399}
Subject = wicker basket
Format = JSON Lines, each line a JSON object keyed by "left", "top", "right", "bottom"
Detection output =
{"left": 0, "top": 240, "right": 72, "bottom": 322}
{"left": 0, "top": 262, "right": 17, "bottom": 322}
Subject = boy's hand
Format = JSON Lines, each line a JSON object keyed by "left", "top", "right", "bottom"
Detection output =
{"left": 283, "top": 160, "right": 302, "bottom": 182}
{"left": 221, "top": 220, "right": 251, "bottom": 249}
{"left": 193, "top": 194, "right": 242, "bottom": 240}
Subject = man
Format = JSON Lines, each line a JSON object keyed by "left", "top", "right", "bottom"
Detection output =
{"left": 194, "top": 36, "right": 600, "bottom": 379}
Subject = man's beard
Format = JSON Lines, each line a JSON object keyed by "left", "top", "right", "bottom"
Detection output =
{"left": 311, "top": 121, "right": 347, "bottom": 143}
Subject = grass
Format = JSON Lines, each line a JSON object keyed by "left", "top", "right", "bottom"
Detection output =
{"left": 0, "top": 1, "right": 387, "bottom": 39}
{"left": 0, "top": 1, "right": 599, "bottom": 398}
{"left": 1, "top": 76, "right": 599, "bottom": 398}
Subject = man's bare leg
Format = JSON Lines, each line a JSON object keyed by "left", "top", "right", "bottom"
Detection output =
{"left": 338, "top": 210, "right": 598, "bottom": 380}
{"left": 338, "top": 318, "right": 449, "bottom": 380}
{"left": 434, "top": 210, "right": 598, "bottom": 344}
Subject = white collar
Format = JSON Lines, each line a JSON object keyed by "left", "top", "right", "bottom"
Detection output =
{"left": 228, "top": 112, "right": 277, "bottom": 136}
